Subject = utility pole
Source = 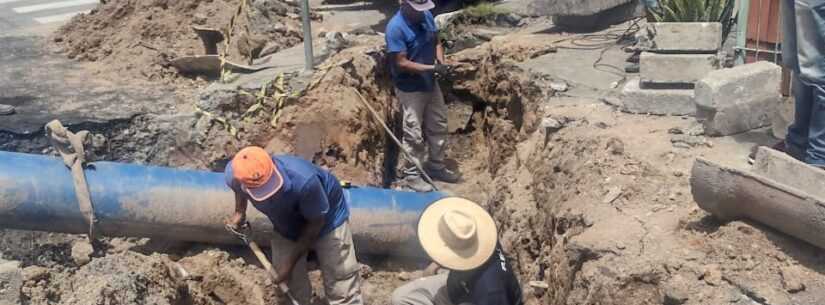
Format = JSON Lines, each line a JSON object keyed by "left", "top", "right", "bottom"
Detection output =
{"left": 301, "top": 0, "right": 314, "bottom": 71}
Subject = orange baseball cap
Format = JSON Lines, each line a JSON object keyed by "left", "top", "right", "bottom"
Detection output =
{"left": 232, "top": 146, "right": 283, "bottom": 201}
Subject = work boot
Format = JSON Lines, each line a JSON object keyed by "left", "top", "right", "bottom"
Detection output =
{"left": 0, "top": 104, "right": 14, "bottom": 116}
{"left": 425, "top": 164, "right": 461, "bottom": 183}
{"left": 400, "top": 175, "right": 434, "bottom": 192}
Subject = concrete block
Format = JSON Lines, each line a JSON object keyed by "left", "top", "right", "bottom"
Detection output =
{"left": 0, "top": 259, "right": 22, "bottom": 305}
{"left": 754, "top": 147, "right": 825, "bottom": 200}
{"left": 552, "top": 0, "right": 644, "bottom": 29}
{"left": 530, "top": 0, "right": 632, "bottom": 16}
{"left": 695, "top": 61, "right": 781, "bottom": 136}
{"left": 640, "top": 52, "right": 720, "bottom": 84}
{"left": 614, "top": 78, "right": 695, "bottom": 115}
{"left": 647, "top": 22, "right": 722, "bottom": 52}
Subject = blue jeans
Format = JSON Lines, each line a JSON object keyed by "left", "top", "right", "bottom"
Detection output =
{"left": 782, "top": 0, "right": 825, "bottom": 165}
{"left": 642, "top": 0, "right": 659, "bottom": 9}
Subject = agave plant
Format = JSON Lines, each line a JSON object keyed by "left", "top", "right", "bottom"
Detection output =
{"left": 648, "top": 0, "right": 737, "bottom": 40}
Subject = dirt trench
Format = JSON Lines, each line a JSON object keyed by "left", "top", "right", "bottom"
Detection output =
{"left": 6, "top": 13, "right": 825, "bottom": 304}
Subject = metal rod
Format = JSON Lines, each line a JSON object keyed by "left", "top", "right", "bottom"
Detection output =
{"left": 733, "top": 46, "right": 783, "bottom": 54}
{"left": 352, "top": 88, "right": 439, "bottom": 191}
{"left": 301, "top": 0, "right": 314, "bottom": 71}
{"left": 736, "top": 0, "right": 751, "bottom": 65}
{"left": 755, "top": 0, "right": 763, "bottom": 61}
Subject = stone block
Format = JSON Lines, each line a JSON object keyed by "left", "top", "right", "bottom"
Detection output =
{"left": 753, "top": 147, "right": 825, "bottom": 200}
{"left": 613, "top": 78, "right": 695, "bottom": 115}
{"left": 640, "top": 52, "right": 720, "bottom": 84}
{"left": 530, "top": 0, "right": 632, "bottom": 16}
{"left": 695, "top": 61, "right": 781, "bottom": 136}
{"left": 647, "top": 22, "right": 722, "bottom": 52}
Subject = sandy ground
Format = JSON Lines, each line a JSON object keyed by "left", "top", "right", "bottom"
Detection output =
{"left": 2, "top": 2, "right": 825, "bottom": 305}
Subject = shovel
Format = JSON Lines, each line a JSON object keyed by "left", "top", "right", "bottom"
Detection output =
{"left": 226, "top": 222, "right": 302, "bottom": 305}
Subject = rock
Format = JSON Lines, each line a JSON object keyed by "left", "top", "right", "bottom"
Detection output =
{"left": 21, "top": 266, "right": 49, "bottom": 282}
{"left": 646, "top": 22, "right": 722, "bottom": 52}
{"left": 0, "top": 259, "right": 22, "bottom": 305}
{"left": 497, "top": 13, "right": 523, "bottom": 26}
{"left": 528, "top": 280, "right": 549, "bottom": 295}
{"left": 613, "top": 78, "right": 695, "bottom": 116}
{"left": 671, "top": 135, "right": 712, "bottom": 148}
{"left": 71, "top": 240, "right": 94, "bottom": 266}
{"left": 779, "top": 266, "right": 806, "bottom": 293}
{"left": 398, "top": 272, "right": 411, "bottom": 281}
{"left": 695, "top": 61, "right": 781, "bottom": 136}
{"left": 529, "top": 280, "right": 549, "bottom": 289}
{"left": 640, "top": 53, "right": 720, "bottom": 85}
{"left": 606, "top": 138, "right": 624, "bottom": 155}
{"left": 550, "top": 80, "right": 569, "bottom": 92}
{"left": 603, "top": 186, "right": 623, "bottom": 204}
{"left": 662, "top": 282, "right": 689, "bottom": 305}
{"left": 434, "top": 10, "right": 462, "bottom": 29}
{"left": 541, "top": 117, "right": 565, "bottom": 132}
{"left": 701, "top": 264, "right": 722, "bottom": 286}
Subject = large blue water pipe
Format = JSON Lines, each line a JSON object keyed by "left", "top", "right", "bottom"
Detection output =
{"left": 0, "top": 150, "right": 445, "bottom": 256}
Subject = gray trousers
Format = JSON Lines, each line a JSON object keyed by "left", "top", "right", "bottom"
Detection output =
{"left": 391, "top": 273, "right": 454, "bottom": 305}
{"left": 270, "top": 222, "right": 363, "bottom": 305}
{"left": 396, "top": 83, "right": 449, "bottom": 177}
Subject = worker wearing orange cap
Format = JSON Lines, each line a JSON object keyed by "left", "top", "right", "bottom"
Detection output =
{"left": 225, "top": 146, "right": 363, "bottom": 305}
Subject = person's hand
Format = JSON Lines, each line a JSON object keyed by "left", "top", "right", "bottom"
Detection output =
{"left": 433, "top": 63, "right": 452, "bottom": 79}
{"left": 423, "top": 262, "right": 441, "bottom": 277}
{"left": 225, "top": 212, "right": 246, "bottom": 230}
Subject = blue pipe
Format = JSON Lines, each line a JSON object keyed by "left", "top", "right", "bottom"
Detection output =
{"left": 0, "top": 150, "right": 445, "bottom": 256}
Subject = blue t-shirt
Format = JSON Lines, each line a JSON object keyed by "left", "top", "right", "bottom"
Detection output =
{"left": 385, "top": 10, "right": 438, "bottom": 92}
{"left": 447, "top": 245, "right": 523, "bottom": 305}
{"left": 225, "top": 155, "right": 350, "bottom": 241}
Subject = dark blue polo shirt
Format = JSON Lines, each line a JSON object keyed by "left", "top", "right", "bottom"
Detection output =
{"left": 385, "top": 10, "right": 438, "bottom": 92}
{"left": 447, "top": 245, "right": 523, "bottom": 305}
{"left": 225, "top": 155, "right": 349, "bottom": 240}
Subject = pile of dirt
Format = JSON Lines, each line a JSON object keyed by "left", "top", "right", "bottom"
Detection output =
{"left": 52, "top": 0, "right": 311, "bottom": 84}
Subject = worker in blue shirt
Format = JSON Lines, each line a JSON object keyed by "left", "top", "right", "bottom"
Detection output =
{"left": 386, "top": 0, "right": 460, "bottom": 192}
{"left": 225, "top": 146, "right": 363, "bottom": 305}
{"left": 391, "top": 198, "right": 523, "bottom": 305}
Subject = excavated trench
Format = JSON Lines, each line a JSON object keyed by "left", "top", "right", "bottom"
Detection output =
{"left": 0, "top": 31, "right": 659, "bottom": 305}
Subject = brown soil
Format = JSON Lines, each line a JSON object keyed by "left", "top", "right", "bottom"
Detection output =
{"left": 52, "top": 0, "right": 309, "bottom": 85}
{"left": 4, "top": 11, "right": 825, "bottom": 305}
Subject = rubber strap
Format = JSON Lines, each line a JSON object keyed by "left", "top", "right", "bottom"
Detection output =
{"left": 44, "top": 120, "right": 98, "bottom": 241}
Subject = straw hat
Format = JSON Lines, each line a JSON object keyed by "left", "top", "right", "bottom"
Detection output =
{"left": 417, "top": 197, "right": 498, "bottom": 271}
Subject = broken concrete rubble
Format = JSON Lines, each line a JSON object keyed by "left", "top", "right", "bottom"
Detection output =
{"left": 691, "top": 157, "right": 825, "bottom": 249}
{"left": 753, "top": 147, "right": 825, "bottom": 200}
{"left": 695, "top": 61, "right": 781, "bottom": 136}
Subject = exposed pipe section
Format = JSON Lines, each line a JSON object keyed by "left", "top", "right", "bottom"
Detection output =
{"left": 0, "top": 151, "right": 445, "bottom": 256}
{"left": 690, "top": 157, "right": 825, "bottom": 249}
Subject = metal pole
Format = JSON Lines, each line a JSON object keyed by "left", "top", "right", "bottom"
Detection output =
{"left": 301, "top": 0, "right": 314, "bottom": 71}
{"left": 736, "top": 0, "right": 751, "bottom": 65}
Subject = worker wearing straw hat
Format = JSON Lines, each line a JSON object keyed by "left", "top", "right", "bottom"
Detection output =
{"left": 391, "top": 197, "right": 523, "bottom": 305}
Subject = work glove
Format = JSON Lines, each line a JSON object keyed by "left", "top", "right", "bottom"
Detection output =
{"left": 433, "top": 63, "right": 452, "bottom": 80}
